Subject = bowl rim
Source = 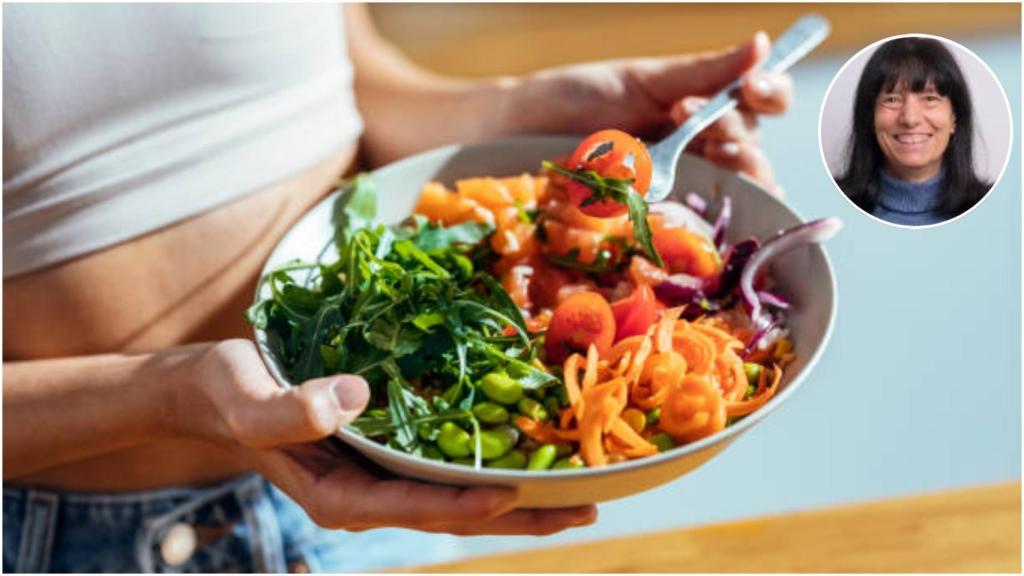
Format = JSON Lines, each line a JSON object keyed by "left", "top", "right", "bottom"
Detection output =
{"left": 251, "top": 135, "right": 838, "bottom": 480}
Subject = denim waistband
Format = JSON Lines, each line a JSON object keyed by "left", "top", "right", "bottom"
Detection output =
{"left": 3, "top": 473, "right": 288, "bottom": 573}
{"left": 4, "top": 473, "right": 467, "bottom": 573}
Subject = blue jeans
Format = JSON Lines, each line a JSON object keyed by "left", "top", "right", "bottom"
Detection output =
{"left": 3, "top": 473, "right": 463, "bottom": 573}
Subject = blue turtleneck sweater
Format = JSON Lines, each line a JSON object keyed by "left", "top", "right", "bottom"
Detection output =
{"left": 872, "top": 170, "right": 949, "bottom": 226}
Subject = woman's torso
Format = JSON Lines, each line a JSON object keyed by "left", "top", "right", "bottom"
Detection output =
{"left": 4, "top": 144, "right": 359, "bottom": 491}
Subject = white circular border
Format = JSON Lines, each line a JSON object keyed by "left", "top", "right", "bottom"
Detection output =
{"left": 817, "top": 33, "right": 1014, "bottom": 230}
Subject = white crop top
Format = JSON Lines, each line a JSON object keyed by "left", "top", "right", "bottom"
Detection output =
{"left": 3, "top": 4, "right": 364, "bottom": 278}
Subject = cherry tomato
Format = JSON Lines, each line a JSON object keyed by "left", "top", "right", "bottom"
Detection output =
{"left": 564, "top": 129, "right": 652, "bottom": 218}
{"left": 652, "top": 226, "right": 721, "bottom": 278}
{"left": 610, "top": 283, "right": 660, "bottom": 342}
{"left": 544, "top": 291, "right": 616, "bottom": 364}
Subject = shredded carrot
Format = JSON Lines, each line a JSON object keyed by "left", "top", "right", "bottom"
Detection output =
{"left": 563, "top": 353, "right": 584, "bottom": 412}
{"left": 609, "top": 418, "right": 658, "bottom": 455}
{"left": 515, "top": 415, "right": 580, "bottom": 444}
{"left": 716, "top": 352, "right": 748, "bottom": 401}
{"left": 692, "top": 323, "right": 744, "bottom": 354}
{"left": 608, "top": 335, "right": 646, "bottom": 365}
{"left": 655, "top": 306, "right": 685, "bottom": 352}
{"left": 725, "top": 364, "right": 782, "bottom": 417}
{"left": 582, "top": 344, "right": 600, "bottom": 392}
{"left": 658, "top": 374, "right": 726, "bottom": 443}
{"left": 625, "top": 331, "right": 654, "bottom": 385}
{"left": 552, "top": 303, "right": 787, "bottom": 467}
{"left": 672, "top": 326, "right": 717, "bottom": 374}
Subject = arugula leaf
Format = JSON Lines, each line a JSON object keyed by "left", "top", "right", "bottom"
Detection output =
{"left": 453, "top": 299, "right": 528, "bottom": 348}
{"left": 279, "top": 284, "right": 324, "bottom": 317}
{"left": 480, "top": 343, "right": 559, "bottom": 390}
{"left": 543, "top": 161, "right": 663, "bottom": 267}
{"left": 414, "top": 221, "right": 493, "bottom": 252}
{"left": 544, "top": 248, "right": 622, "bottom": 275}
{"left": 245, "top": 300, "right": 272, "bottom": 330}
{"left": 542, "top": 161, "right": 634, "bottom": 206}
{"left": 291, "top": 304, "right": 342, "bottom": 382}
{"left": 333, "top": 174, "right": 377, "bottom": 249}
{"left": 475, "top": 273, "right": 528, "bottom": 335}
{"left": 393, "top": 240, "right": 450, "bottom": 279}
{"left": 412, "top": 311, "right": 446, "bottom": 332}
{"left": 249, "top": 174, "right": 564, "bottom": 457}
{"left": 624, "top": 188, "right": 664, "bottom": 267}
{"left": 387, "top": 378, "right": 417, "bottom": 450}
{"left": 365, "top": 318, "right": 424, "bottom": 357}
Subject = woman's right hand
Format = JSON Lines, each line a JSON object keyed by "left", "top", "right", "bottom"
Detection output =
{"left": 178, "top": 339, "right": 597, "bottom": 535}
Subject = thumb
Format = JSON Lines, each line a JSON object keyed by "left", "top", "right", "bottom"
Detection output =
{"left": 231, "top": 374, "right": 371, "bottom": 449}
{"left": 631, "top": 31, "right": 769, "bottom": 105}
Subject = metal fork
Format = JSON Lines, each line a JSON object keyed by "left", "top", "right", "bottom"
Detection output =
{"left": 645, "top": 14, "right": 831, "bottom": 203}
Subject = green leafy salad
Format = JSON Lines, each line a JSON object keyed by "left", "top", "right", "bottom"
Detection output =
{"left": 247, "top": 176, "right": 565, "bottom": 468}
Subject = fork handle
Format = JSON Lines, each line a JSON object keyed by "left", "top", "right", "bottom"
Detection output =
{"left": 645, "top": 14, "right": 831, "bottom": 202}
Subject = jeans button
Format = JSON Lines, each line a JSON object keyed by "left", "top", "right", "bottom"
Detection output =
{"left": 160, "top": 522, "right": 198, "bottom": 567}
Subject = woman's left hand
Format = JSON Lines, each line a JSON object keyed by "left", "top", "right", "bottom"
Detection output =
{"left": 494, "top": 32, "right": 792, "bottom": 195}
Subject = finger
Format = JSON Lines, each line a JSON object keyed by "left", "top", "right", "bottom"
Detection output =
{"left": 740, "top": 71, "right": 794, "bottom": 115}
{"left": 228, "top": 374, "right": 370, "bottom": 449}
{"left": 703, "top": 140, "right": 782, "bottom": 196}
{"left": 296, "top": 455, "right": 521, "bottom": 529}
{"left": 671, "top": 97, "right": 758, "bottom": 143}
{"left": 338, "top": 479, "right": 520, "bottom": 529}
{"left": 417, "top": 505, "right": 599, "bottom": 536}
{"left": 255, "top": 443, "right": 522, "bottom": 531}
{"left": 629, "top": 31, "right": 769, "bottom": 105}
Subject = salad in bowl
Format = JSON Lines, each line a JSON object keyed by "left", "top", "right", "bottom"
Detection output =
{"left": 249, "top": 132, "right": 839, "bottom": 507}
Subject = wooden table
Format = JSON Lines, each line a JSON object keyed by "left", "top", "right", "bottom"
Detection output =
{"left": 406, "top": 482, "right": 1020, "bottom": 573}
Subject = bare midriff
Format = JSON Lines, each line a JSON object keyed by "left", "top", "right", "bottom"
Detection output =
{"left": 4, "top": 144, "right": 359, "bottom": 492}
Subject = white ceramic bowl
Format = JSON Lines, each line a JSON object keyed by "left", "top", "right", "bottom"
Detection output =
{"left": 253, "top": 136, "right": 837, "bottom": 508}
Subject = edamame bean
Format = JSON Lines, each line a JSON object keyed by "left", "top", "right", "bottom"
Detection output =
{"left": 472, "top": 402, "right": 510, "bottom": 425}
{"left": 422, "top": 445, "right": 445, "bottom": 461}
{"left": 551, "top": 455, "right": 585, "bottom": 469}
{"left": 517, "top": 397, "right": 548, "bottom": 421}
{"left": 527, "top": 444, "right": 558, "bottom": 470}
{"left": 543, "top": 397, "right": 561, "bottom": 419}
{"left": 480, "top": 371, "right": 524, "bottom": 405}
{"left": 646, "top": 407, "right": 661, "bottom": 426}
{"left": 418, "top": 423, "right": 437, "bottom": 442}
{"left": 452, "top": 457, "right": 476, "bottom": 466}
{"left": 472, "top": 429, "right": 513, "bottom": 460}
{"left": 743, "top": 362, "right": 763, "bottom": 387}
{"left": 650, "top": 432, "right": 675, "bottom": 453}
{"left": 554, "top": 443, "right": 573, "bottom": 457}
{"left": 436, "top": 422, "right": 472, "bottom": 458}
{"left": 487, "top": 450, "right": 527, "bottom": 469}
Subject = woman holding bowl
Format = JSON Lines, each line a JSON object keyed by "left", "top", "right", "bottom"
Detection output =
{"left": 3, "top": 4, "right": 793, "bottom": 572}
{"left": 836, "top": 37, "right": 992, "bottom": 226}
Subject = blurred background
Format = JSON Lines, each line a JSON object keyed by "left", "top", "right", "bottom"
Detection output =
{"left": 364, "top": 3, "right": 1021, "bottom": 568}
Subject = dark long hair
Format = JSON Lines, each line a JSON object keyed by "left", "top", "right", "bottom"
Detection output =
{"left": 837, "top": 37, "right": 990, "bottom": 216}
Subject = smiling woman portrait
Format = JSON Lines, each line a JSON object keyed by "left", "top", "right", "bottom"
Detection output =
{"left": 824, "top": 36, "right": 1006, "bottom": 227}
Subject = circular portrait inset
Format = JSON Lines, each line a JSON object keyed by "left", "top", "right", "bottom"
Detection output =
{"left": 819, "top": 34, "right": 1012, "bottom": 228}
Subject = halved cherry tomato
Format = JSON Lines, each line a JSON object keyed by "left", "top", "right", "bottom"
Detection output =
{"left": 564, "top": 129, "right": 652, "bottom": 218}
{"left": 610, "top": 284, "right": 659, "bottom": 342}
{"left": 652, "top": 226, "right": 721, "bottom": 278}
{"left": 545, "top": 291, "right": 616, "bottom": 364}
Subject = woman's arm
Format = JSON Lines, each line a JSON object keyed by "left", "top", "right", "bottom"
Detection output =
{"left": 344, "top": 4, "right": 793, "bottom": 192}
{"left": 3, "top": 347, "right": 189, "bottom": 478}
{"left": 344, "top": 4, "right": 507, "bottom": 167}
